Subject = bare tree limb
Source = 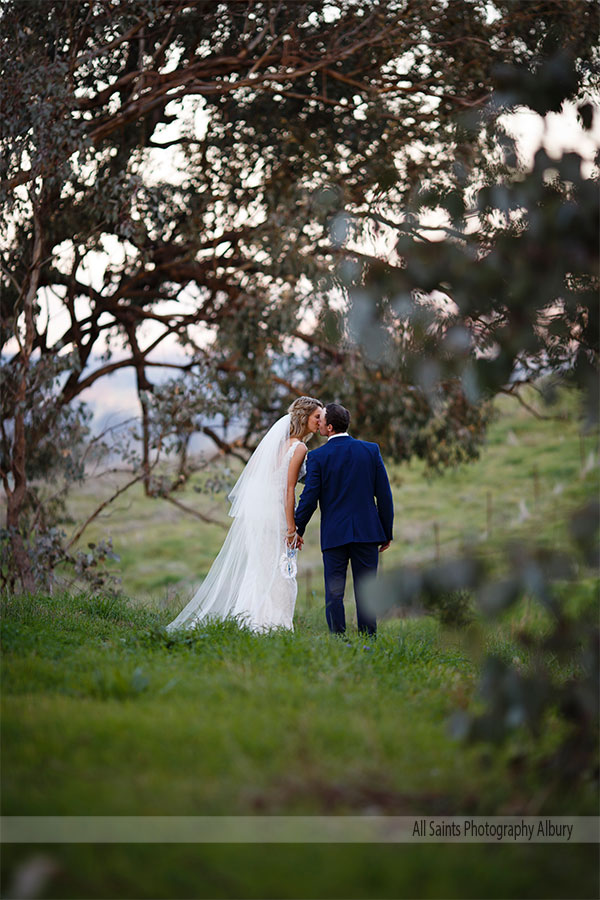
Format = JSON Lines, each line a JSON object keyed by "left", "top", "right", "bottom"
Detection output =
{"left": 66, "top": 473, "right": 144, "bottom": 550}
{"left": 498, "top": 386, "right": 567, "bottom": 421}
{"left": 200, "top": 426, "right": 248, "bottom": 462}
{"left": 161, "top": 493, "right": 228, "bottom": 529}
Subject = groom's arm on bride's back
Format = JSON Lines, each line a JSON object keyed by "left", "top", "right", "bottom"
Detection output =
{"left": 374, "top": 445, "right": 394, "bottom": 546}
{"left": 294, "top": 452, "right": 321, "bottom": 538}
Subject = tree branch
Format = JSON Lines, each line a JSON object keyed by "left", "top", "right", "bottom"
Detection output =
{"left": 66, "top": 473, "right": 144, "bottom": 550}
{"left": 160, "top": 493, "right": 228, "bottom": 529}
{"left": 498, "top": 386, "right": 567, "bottom": 421}
{"left": 200, "top": 426, "right": 248, "bottom": 463}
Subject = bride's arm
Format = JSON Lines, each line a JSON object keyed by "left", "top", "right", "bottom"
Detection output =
{"left": 286, "top": 444, "right": 308, "bottom": 537}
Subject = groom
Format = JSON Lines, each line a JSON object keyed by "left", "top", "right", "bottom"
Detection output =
{"left": 294, "top": 403, "right": 394, "bottom": 636}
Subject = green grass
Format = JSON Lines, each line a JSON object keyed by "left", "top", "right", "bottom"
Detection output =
{"left": 3, "top": 842, "right": 598, "bottom": 900}
{"left": 2, "top": 593, "right": 487, "bottom": 816}
{"left": 1, "top": 386, "right": 598, "bottom": 899}
{"left": 1, "top": 588, "right": 598, "bottom": 898}
{"left": 2, "top": 595, "right": 597, "bottom": 897}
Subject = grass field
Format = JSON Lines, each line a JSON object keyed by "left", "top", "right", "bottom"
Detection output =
{"left": 1, "top": 386, "right": 598, "bottom": 899}
{"left": 63, "top": 386, "right": 598, "bottom": 606}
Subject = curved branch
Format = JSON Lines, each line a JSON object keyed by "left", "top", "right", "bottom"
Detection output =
{"left": 66, "top": 473, "right": 143, "bottom": 550}
{"left": 498, "top": 386, "right": 567, "bottom": 421}
{"left": 2, "top": 11, "right": 406, "bottom": 192}
{"left": 161, "top": 493, "right": 228, "bottom": 529}
{"left": 201, "top": 426, "right": 248, "bottom": 463}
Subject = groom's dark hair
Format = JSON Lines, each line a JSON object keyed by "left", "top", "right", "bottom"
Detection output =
{"left": 325, "top": 403, "right": 350, "bottom": 434}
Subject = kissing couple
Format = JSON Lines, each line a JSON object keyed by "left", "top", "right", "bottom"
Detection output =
{"left": 166, "top": 396, "right": 394, "bottom": 637}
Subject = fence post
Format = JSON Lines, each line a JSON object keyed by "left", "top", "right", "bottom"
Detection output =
{"left": 433, "top": 522, "right": 440, "bottom": 561}
{"left": 533, "top": 464, "right": 540, "bottom": 510}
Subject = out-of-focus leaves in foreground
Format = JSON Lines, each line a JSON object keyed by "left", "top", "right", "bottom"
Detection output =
{"left": 365, "top": 500, "right": 599, "bottom": 792}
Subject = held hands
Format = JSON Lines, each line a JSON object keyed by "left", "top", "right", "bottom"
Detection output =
{"left": 286, "top": 530, "right": 304, "bottom": 550}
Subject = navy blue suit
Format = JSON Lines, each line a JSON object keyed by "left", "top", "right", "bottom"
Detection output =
{"left": 294, "top": 435, "right": 394, "bottom": 635}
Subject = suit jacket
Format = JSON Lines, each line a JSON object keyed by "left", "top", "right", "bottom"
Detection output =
{"left": 294, "top": 435, "right": 394, "bottom": 551}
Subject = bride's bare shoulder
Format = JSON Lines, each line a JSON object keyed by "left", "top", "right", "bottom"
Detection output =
{"left": 288, "top": 439, "right": 307, "bottom": 457}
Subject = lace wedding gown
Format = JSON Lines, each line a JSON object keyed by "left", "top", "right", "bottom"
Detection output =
{"left": 166, "top": 416, "right": 304, "bottom": 634}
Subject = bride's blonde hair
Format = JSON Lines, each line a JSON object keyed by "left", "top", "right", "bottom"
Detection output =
{"left": 288, "top": 396, "right": 323, "bottom": 439}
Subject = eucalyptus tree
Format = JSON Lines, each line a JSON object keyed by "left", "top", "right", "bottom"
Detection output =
{"left": 1, "top": 0, "right": 598, "bottom": 589}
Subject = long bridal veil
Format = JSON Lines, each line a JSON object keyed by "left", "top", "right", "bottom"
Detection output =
{"left": 165, "top": 413, "right": 294, "bottom": 633}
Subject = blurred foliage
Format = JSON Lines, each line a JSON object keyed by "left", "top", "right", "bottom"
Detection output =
{"left": 342, "top": 56, "right": 599, "bottom": 427}
{"left": 368, "top": 499, "right": 599, "bottom": 793}
{"left": 427, "top": 589, "right": 475, "bottom": 628}
{"left": 336, "top": 28, "right": 600, "bottom": 800}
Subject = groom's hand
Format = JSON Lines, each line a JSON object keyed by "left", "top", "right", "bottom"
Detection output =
{"left": 379, "top": 541, "right": 391, "bottom": 552}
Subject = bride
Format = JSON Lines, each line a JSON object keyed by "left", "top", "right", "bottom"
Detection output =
{"left": 165, "top": 396, "right": 323, "bottom": 633}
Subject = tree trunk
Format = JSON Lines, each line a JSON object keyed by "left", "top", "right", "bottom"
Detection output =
{"left": 176, "top": 433, "right": 190, "bottom": 483}
{"left": 5, "top": 515, "right": 35, "bottom": 594}
{"left": 6, "top": 199, "right": 43, "bottom": 592}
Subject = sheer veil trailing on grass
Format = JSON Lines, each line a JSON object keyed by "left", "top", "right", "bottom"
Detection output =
{"left": 165, "top": 413, "right": 297, "bottom": 633}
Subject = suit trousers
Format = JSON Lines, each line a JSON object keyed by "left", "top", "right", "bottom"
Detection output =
{"left": 322, "top": 542, "right": 379, "bottom": 636}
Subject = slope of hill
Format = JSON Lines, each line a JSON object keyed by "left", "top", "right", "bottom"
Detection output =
{"left": 64, "top": 386, "right": 598, "bottom": 610}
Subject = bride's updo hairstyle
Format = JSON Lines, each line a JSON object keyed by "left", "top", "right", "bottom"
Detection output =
{"left": 288, "top": 396, "right": 323, "bottom": 439}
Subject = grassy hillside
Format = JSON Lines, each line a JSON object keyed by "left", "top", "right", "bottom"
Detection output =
{"left": 2, "top": 588, "right": 598, "bottom": 899}
{"left": 1, "top": 386, "right": 598, "bottom": 899}
{"left": 64, "top": 385, "right": 598, "bottom": 609}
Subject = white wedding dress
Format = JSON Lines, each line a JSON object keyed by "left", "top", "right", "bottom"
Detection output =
{"left": 166, "top": 414, "right": 305, "bottom": 634}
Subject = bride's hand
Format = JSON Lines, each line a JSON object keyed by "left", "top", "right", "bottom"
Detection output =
{"left": 286, "top": 530, "right": 303, "bottom": 549}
